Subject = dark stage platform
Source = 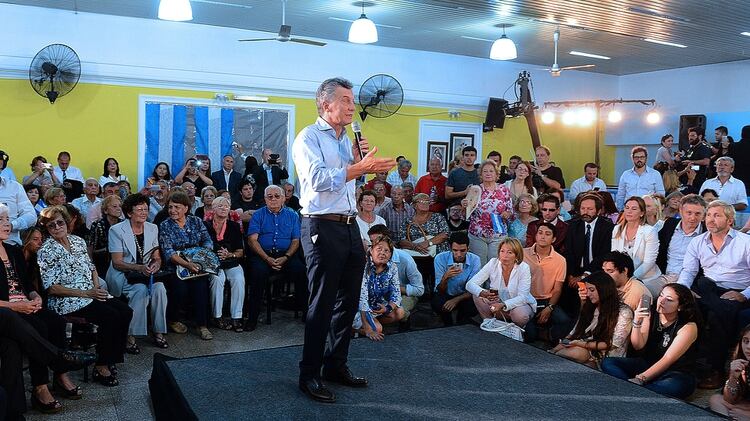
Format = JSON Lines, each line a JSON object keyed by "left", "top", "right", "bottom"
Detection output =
{"left": 149, "top": 326, "right": 719, "bottom": 420}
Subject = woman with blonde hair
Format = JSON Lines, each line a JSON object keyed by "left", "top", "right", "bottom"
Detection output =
{"left": 465, "top": 237, "right": 536, "bottom": 328}
{"left": 662, "top": 170, "right": 680, "bottom": 195}
{"left": 612, "top": 196, "right": 661, "bottom": 288}
{"left": 642, "top": 194, "right": 664, "bottom": 232}
{"left": 508, "top": 193, "right": 538, "bottom": 247}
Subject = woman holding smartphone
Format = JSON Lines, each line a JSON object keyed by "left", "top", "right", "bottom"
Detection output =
{"left": 602, "top": 283, "right": 699, "bottom": 399}
{"left": 711, "top": 324, "right": 750, "bottom": 417}
{"left": 548, "top": 271, "right": 632, "bottom": 368}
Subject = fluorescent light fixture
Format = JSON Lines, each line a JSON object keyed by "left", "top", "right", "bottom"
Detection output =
{"left": 569, "top": 50, "right": 611, "bottom": 60}
{"left": 608, "top": 110, "right": 622, "bottom": 123}
{"left": 348, "top": 14, "right": 378, "bottom": 44}
{"left": 742, "top": 32, "right": 750, "bottom": 37}
{"left": 541, "top": 111, "right": 555, "bottom": 124}
{"left": 643, "top": 38, "right": 687, "bottom": 48}
{"left": 233, "top": 95, "right": 269, "bottom": 102}
{"left": 158, "top": 0, "right": 193, "bottom": 21}
{"left": 461, "top": 35, "right": 495, "bottom": 42}
{"left": 566, "top": 18, "right": 578, "bottom": 26}
{"left": 496, "top": 3, "right": 512, "bottom": 17}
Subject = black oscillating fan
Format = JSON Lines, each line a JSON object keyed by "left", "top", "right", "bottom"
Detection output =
{"left": 358, "top": 74, "right": 404, "bottom": 121}
{"left": 29, "top": 44, "right": 81, "bottom": 104}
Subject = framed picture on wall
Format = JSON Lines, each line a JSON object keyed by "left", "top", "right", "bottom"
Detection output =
{"left": 426, "top": 141, "right": 448, "bottom": 173}
{"left": 449, "top": 133, "right": 474, "bottom": 163}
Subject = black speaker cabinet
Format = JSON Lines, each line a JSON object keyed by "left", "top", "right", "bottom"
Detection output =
{"left": 484, "top": 97, "right": 508, "bottom": 131}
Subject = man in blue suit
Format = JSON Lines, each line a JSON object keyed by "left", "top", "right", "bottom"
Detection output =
{"left": 211, "top": 155, "right": 242, "bottom": 197}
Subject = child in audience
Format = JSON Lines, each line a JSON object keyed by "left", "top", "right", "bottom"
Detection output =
{"left": 602, "top": 283, "right": 699, "bottom": 399}
{"left": 548, "top": 271, "right": 633, "bottom": 368}
{"left": 354, "top": 235, "right": 404, "bottom": 341}
{"left": 710, "top": 324, "right": 750, "bottom": 418}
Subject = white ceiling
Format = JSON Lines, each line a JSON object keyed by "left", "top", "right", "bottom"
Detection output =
{"left": 4, "top": 0, "right": 750, "bottom": 75}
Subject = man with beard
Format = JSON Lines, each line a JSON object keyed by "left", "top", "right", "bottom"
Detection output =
{"left": 615, "top": 146, "right": 665, "bottom": 209}
{"left": 678, "top": 126, "right": 712, "bottom": 188}
{"left": 699, "top": 157, "right": 747, "bottom": 211}
{"left": 562, "top": 193, "right": 614, "bottom": 314}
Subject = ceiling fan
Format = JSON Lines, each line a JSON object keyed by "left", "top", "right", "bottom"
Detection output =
{"left": 545, "top": 28, "right": 595, "bottom": 77}
{"left": 238, "top": 0, "right": 326, "bottom": 47}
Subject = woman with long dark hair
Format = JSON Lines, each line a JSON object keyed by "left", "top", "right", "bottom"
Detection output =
{"left": 99, "top": 158, "right": 128, "bottom": 187}
{"left": 548, "top": 271, "right": 633, "bottom": 368}
{"left": 504, "top": 160, "right": 537, "bottom": 202}
{"left": 602, "top": 283, "right": 699, "bottom": 399}
{"left": 710, "top": 324, "right": 750, "bottom": 417}
{"left": 146, "top": 162, "right": 172, "bottom": 187}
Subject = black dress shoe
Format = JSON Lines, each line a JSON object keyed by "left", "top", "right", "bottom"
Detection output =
{"left": 323, "top": 366, "right": 368, "bottom": 388}
{"left": 298, "top": 378, "right": 336, "bottom": 403}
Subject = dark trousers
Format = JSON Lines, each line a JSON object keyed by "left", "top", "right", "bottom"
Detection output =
{"left": 524, "top": 303, "right": 574, "bottom": 343}
{"left": 69, "top": 299, "right": 132, "bottom": 365}
{"left": 166, "top": 275, "right": 210, "bottom": 327}
{"left": 430, "top": 292, "right": 477, "bottom": 326}
{"left": 247, "top": 252, "right": 307, "bottom": 326}
{"left": 601, "top": 357, "right": 696, "bottom": 399}
{"left": 19, "top": 309, "right": 67, "bottom": 386}
{"left": 0, "top": 308, "right": 61, "bottom": 416}
{"left": 298, "top": 218, "right": 365, "bottom": 381}
{"left": 691, "top": 276, "right": 750, "bottom": 370}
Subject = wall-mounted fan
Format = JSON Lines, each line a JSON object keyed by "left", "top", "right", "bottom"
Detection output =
{"left": 544, "top": 29, "right": 595, "bottom": 77}
{"left": 29, "top": 44, "right": 81, "bottom": 104}
{"left": 358, "top": 74, "right": 404, "bottom": 121}
{"left": 238, "top": 0, "right": 326, "bottom": 47}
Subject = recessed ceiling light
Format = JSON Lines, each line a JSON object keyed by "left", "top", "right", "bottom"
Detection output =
{"left": 570, "top": 50, "right": 611, "bottom": 60}
{"left": 741, "top": 32, "right": 750, "bottom": 37}
{"left": 497, "top": 4, "right": 512, "bottom": 17}
{"left": 566, "top": 18, "right": 578, "bottom": 25}
{"left": 643, "top": 38, "right": 687, "bottom": 48}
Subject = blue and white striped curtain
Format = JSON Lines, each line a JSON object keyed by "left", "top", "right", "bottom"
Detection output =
{"left": 144, "top": 103, "right": 234, "bottom": 185}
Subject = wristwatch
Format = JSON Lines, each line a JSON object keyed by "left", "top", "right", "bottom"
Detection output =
{"left": 547, "top": 304, "right": 555, "bottom": 311}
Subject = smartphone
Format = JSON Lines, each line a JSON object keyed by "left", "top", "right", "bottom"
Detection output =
{"left": 451, "top": 262, "right": 463, "bottom": 270}
{"left": 42, "top": 163, "right": 53, "bottom": 170}
{"left": 593, "top": 187, "right": 600, "bottom": 191}
{"left": 691, "top": 165, "right": 700, "bottom": 171}
{"left": 640, "top": 294, "right": 651, "bottom": 310}
{"left": 560, "top": 338, "right": 572, "bottom": 345}
{"left": 577, "top": 281, "right": 586, "bottom": 291}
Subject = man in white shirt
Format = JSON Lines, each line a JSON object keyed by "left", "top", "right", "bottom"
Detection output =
{"left": 677, "top": 200, "right": 750, "bottom": 388}
{"left": 699, "top": 157, "right": 747, "bottom": 211}
{"left": 0, "top": 150, "right": 16, "bottom": 182}
{"left": 615, "top": 146, "right": 665, "bottom": 209}
{"left": 386, "top": 159, "right": 418, "bottom": 188}
{"left": 71, "top": 178, "right": 103, "bottom": 227}
{"left": 53, "top": 151, "right": 85, "bottom": 184}
{"left": 0, "top": 177, "right": 36, "bottom": 245}
{"left": 569, "top": 162, "right": 608, "bottom": 202}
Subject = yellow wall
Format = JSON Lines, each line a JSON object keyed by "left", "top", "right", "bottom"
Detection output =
{"left": 0, "top": 79, "right": 613, "bottom": 185}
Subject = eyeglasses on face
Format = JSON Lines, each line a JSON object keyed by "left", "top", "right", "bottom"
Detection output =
{"left": 46, "top": 219, "right": 66, "bottom": 230}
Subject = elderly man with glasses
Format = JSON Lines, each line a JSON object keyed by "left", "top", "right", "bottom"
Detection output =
{"left": 246, "top": 185, "right": 307, "bottom": 331}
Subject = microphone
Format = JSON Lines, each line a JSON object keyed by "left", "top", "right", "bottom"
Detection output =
{"left": 351, "top": 121, "right": 365, "bottom": 161}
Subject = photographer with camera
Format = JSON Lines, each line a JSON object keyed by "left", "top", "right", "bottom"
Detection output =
{"left": 22, "top": 156, "right": 61, "bottom": 190}
{"left": 531, "top": 146, "right": 565, "bottom": 194}
{"left": 253, "top": 148, "right": 289, "bottom": 202}
{"left": 174, "top": 155, "right": 213, "bottom": 194}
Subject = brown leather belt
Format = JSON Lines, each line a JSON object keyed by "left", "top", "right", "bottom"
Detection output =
{"left": 303, "top": 213, "right": 357, "bottom": 224}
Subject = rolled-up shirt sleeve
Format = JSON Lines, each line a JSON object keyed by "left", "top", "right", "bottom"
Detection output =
{"left": 676, "top": 236, "right": 701, "bottom": 287}
{"left": 293, "top": 128, "right": 348, "bottom": 193}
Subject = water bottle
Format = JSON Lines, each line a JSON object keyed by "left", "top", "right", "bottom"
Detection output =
{"left": 429, "top": 186, "right": 437, "bottom": 204}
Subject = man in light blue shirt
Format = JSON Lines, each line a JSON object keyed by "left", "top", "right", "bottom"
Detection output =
{"left": 676, "top": 200, "right": 750, "bottom": 385}
{"left": 432, "top": 231, "right": 480, "bottom": 326}
{"left": 569, "top": 162, "right": 608, "bottom": 202}
{"left": 615, "top": 146, "right": 665, "bottom": 209}
{"left": 293, "top": 77, "right": 395, "bottom": 404}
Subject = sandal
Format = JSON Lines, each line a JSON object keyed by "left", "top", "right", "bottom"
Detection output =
{"left": 232, "top": 319, "right": 244, "bottom": 333}
{"left": 153, "top": 335, "right": 169, "bottom": 349}
{"left": 169, "top": 321, "right": 188, "bottom": 334}
{"left": 198, "top": 326, "right": 213, "bottom": 340}
{"left": 31, "top": 393, "right": 63, "bottom": 414}
{"left": 125, "top": 339, "right": 141, "bottom": 355}
{"left": 212, "top": 317, "right": 231, "bottom": 330}
{"left": 53, "top": 378, "right": 83, "bottom": 400}
{"left": 92, "top": 367, "right": 119, "bottom": 387}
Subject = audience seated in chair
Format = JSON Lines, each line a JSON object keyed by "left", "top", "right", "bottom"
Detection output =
{"left": 525, "top": 193, "right": 567, "bottom": 252}
{"left": 677, "top": 200, "right": 750, "bottom": 389}
{"left": 38, "top": 206, "right": 133, "bottom": 387}
{"left": 431, "top": 232, "right": 479, "bottom": 326}
{"left": 246, "top": 185, "right": 307, "bottom": 331}
{"left": 507, "top": 193, "right": 538, "bottom": 247}
{"left": 366, "top": 225, "right": 423, "bottom": 330}
{"left": 548, "top": 271, "right": 633, "bottom": 369}
{"left": 523, "top": 222, "right": 573, "bottom": 343}
{"left": 610, "top": 196, "right": 662, "bottom": 295}
{"left": 87, "top": 195, "right": 122, "bottom": 277}
{"left": 107, "top": 193, "right": 169, "bottom": 351}
{"left": 466, "top": 237, "right": 536, "bottom": 329}
{"left": 602, "top": 283, "right": 699, "bottom": 400}
{"left": 354, "top": 235, "right": 405, "bottom": 341}
{"left": 204, "top": 196, "right": 246, "bottom": 332}
{"left": 377, "top": 185, "right": 414, "bottom": 241}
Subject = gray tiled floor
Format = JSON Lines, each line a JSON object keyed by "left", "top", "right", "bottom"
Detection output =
{"left": 22, "top": 305, "right": 715, "bottom": 420}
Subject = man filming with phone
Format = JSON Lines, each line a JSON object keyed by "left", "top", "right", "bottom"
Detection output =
{"left": 431, "top": 231, "right": 480, "bottom": 326}
{"left": 253, "top": 148, "right": 289, "bottom": 202}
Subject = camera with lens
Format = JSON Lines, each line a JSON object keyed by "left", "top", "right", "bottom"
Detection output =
{"left": 191, "top": 159, "right": 203, "bottom": 169}
{"left": 269, "top": 153, "right": 280, "bottom": 166}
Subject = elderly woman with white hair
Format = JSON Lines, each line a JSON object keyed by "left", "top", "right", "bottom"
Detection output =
{"left": 204, "top": 195, "right": 245, "bottom": 332}
{"left": 106, "top": 193, "right": 169, "bottom": 351}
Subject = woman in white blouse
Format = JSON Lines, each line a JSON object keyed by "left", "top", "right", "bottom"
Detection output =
{"left": 98, "top": 157, "right": 128, "bottom": 187}
{"left": 611, "top": 196, "right": 662, "bottom": 288}
{"left": 465, "top": 237, "right": 536, "bottom": 327}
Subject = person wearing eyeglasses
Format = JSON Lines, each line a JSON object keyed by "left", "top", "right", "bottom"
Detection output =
{"left": 246, "top": 185, "right": 307, "bottom": 332}
{"left": 616, "top": 146, "right": 665, "bottom": 210}
{"left": 38, "top": 206, "right": 133, "bottom": 387}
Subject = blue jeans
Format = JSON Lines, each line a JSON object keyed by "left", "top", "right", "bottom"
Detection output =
{"left": 601, "top": 357, "right": 696, "bottom": 399}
